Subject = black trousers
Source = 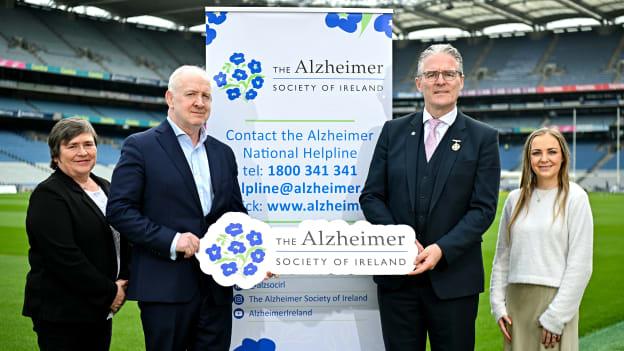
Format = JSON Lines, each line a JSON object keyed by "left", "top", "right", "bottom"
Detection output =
{"left": 377, "top": 276, "right": 479, "bottom": 351}
{"left": 32, "top": 318, "right": 112, "bottom": 351}
{"left": 138, "top": 291, "right": 232, "bottom": 351}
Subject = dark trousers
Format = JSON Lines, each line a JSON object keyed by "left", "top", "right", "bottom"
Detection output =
{"left": 32, "top": 318, "right": 112, "bottom": 351}
{"left": 377, "top": 276, "right": 479, "bottom": 351}
{"left": 138, "top": 292, "right": 232, "bottom": 351}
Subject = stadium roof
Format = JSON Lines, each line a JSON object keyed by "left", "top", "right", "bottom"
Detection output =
{"left": 37, "top": 0, "right": 624, "bottom": 34}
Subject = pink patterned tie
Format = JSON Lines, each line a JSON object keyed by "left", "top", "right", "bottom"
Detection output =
{"left": 425, "top": 118, "right": 443, "bottom": 162}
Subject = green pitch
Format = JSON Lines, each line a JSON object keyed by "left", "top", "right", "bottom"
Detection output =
{"left": 0, "top": 192, "right": 622, "bottom": 350}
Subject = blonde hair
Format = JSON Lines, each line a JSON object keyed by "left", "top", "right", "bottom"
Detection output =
{"left": 507, "top": 127, "right": 570, "bottom": 234}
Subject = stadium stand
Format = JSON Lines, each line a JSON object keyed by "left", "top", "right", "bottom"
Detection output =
{"left": 0, "top": 5, "right": 203, "bottom": 80}
{"left": 0, "top": 1, "right": 622, "bottom": 192}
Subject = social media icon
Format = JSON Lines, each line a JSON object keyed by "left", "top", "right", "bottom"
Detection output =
{"left": 233, "top": 294, "right": 244, "bottom": 305}
{"left": 233, "top": 308, "right": 245, "bottom": 319}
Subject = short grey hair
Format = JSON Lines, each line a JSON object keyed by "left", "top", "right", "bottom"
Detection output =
{"left": 416, "top": 43, "right": 464, "bottom": 76}
{"left": 48, "top": 117, "right": 97, "bottom": 169}
{"left": 168, "top": 65, "right": 211, "bottom": 92}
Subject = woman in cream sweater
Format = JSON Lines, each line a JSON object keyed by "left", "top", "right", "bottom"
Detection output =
{"left": 490, "top": 128, "right": 593, "bottom": 350}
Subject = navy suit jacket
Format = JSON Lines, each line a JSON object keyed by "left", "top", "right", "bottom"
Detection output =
{"left": 107, "top": 121, "right": 245, "bottom": 304}
{"left": 359, "top": 111, "right": 500, "bottom": 299}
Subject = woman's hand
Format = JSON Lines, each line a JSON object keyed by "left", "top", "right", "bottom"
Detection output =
{"left": 497, "top": 315, "right": 512, "bottom": 342}
{"left": 541, "top": 327, "right": 561, "bottom": 348}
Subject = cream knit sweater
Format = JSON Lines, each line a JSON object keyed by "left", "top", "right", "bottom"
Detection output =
{"left": 490, "top": 182, "right": 593, "bottom": 334}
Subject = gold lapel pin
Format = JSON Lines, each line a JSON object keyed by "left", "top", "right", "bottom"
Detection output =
{"left": 451, "top": 139, "right": 461, "bottom": 151}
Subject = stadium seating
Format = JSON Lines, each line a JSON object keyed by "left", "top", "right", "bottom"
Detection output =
{"left": 0, "top": 96, "right": 163, "bottom": 123}
{"left": 0, "top": 5, "right": 203, "bottom": 80}
{"left": 499, "top": 143, "right": 523, "bottom": 170}
{"left": 541, "top": 31, "right": 616, "bottom": 86}
{"left": 602, "top": 147, "right": 624, "bottom": 170}
{"left": 0, "top": 162, "right": 51, "bottom": 185}
{"left": 475, "top": 34, "right": 548, "bottom": 89}
{"left": 0, "top": 130, "right": 49, "bottom": 163}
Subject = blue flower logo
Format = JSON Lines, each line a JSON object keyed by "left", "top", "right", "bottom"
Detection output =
{"left": 207, "top": 12, "right": 227, "bottom": 25}
{"left": 243, "top": 263, "right": 258, "bottom": 276}
{"left": 246, "top": 231, "right": 262, "bottom": 246}
{"left": 213, "top": 72, "right": 227, "bottom": 87}
{"left": 374, "top": 14, "right": 392, "bottom": 38}
{"left": 221, "top": 262, "right": 238, "bottom": 277}
{"left": 245, "top": 89, "right": 257, "bottom": 100}
{"left": 206, "top": 244, "right": 221, "bottom": 261}
{"left": 214, "top": 52, "right": 265, "bottom": 102}
{"left": 228, "top": 241, "right": 246, "bottom": 254}
{"left": 225, "top": 223, "right": 243, "bottom": 236}
{"left": 325, "top": 13, "right": 363, "bottom": 33}
{"left": 230, "top": 53, "right": 245, "bottom": 65}
{"left": 205, "top": 12, "right": 228, "bottom": 46}
{"left": 234, "top": 338, "right": 276, "bottom": 351}
{"left": 232, "top": 69, "right": 248, "bottom": 81}
{"left": 248, "top": 60, "right": 262, "bottom": 74}
{"left": 251, "top": 76, "right": 264, "bottom": 89}
{"left": 324, "top": 12, "right": 389, "bottom": 38}
{"left": 250, "top": 249, "right": 265, "bottom": 263}
{"left": 205, "top": 26, "right": 217, "bottom": 45}
{"left": 210, "top": 217, "right": 268, "bottom": 284}
{"left": 226, "top": 88, "right": 241, "bottom": 101}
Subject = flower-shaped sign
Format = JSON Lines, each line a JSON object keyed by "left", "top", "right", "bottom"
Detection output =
{"left": 197, "top": 213, "right": 418, "bottom": 289}
{"left": 197, "top": 212, "right": 273, "bottom": 289}
{"left": 213, "top": 53, "right": 265, "bottom": 102}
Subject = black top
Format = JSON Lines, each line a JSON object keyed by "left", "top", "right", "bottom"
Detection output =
{"left": 23, "top": 170, "right": 129, "bottom": 322}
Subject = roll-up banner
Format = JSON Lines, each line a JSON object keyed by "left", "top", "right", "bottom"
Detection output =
{"left": 205, "top": 7, "right": 392, "bottom": 350}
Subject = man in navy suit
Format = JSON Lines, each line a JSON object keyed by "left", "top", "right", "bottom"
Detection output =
{"left": 360, "top": 44, "right": 500, "bottom": 350}
{"left": 107, "top": 65, "right": 245, "bottom": 351}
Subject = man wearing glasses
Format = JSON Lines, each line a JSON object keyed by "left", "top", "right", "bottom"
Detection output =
{"left": 360, "top": 44, "right": 500, "bottom": 351}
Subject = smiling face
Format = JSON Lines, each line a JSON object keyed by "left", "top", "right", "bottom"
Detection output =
{"left": 416, "top": 52, "right": 464, "bottom": 117}
{"left": 55, "top": 132, "right": 97, "bottom": 181}
{"left": 166, "top": 70, "right": 212, "bottom": 137}
{"left": 530, "top": 133, "right": 563, "bottom": 188}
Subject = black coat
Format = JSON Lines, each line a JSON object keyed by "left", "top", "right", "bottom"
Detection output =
{"left": 23, "top": 170, "right": 129, "bottom": 322}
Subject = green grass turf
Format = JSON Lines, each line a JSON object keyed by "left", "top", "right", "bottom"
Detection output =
{"left": 0, "top": 192, "right": 622, "bottom": 350}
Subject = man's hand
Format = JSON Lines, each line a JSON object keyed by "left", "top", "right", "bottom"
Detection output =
{"left": 176, "top": 232, "right": 200, "bottom": 258}
{"left": 110, "top": 279, "right": 128, "bottom": 313}
{"left": 408, "top": 243, "right": 443, "bottom": 275}
{"left": 497, "top": 316, "right": 513, "bottom": 342}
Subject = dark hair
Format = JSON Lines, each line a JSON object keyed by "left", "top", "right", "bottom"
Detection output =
{"left": 48, "top": 118, "right": 98, "bottom": 169}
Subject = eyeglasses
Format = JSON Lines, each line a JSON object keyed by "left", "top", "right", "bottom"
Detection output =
{"left": 419, "top": 70, "right": 463, "bottom": 82}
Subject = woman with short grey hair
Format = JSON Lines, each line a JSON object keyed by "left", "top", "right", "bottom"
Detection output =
{"left": 23, "top": 117, "right": 129, "bottom": 351}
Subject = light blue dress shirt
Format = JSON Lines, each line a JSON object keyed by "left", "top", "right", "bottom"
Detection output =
{"left": 167, "top": 117, "right": 213, "bottom": 259}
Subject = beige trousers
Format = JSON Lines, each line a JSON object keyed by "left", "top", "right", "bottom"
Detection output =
{"left": 503, "top": 283, "right": 579, "bottom": 351}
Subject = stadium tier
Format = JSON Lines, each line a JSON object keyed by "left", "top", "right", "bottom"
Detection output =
{"left": 0, "top": 5, "right": 623, "bottom": 94}
{"left": 0, "top": 96, "right": 163, "bottom": 123}
{"left": 0, "top": 3, "right": 622, "bottom": 191}
{"left": 393, "top": 28, "right": 623, "bottom": 94}
{"left": 0, "top": 5, "right": 203, "bottom": 81}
